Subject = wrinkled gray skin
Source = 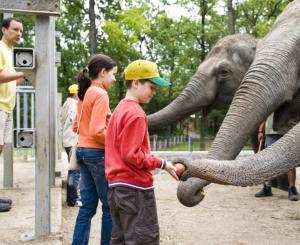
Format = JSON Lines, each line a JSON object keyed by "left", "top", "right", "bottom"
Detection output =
{"left": 148, "top": 34, "right": 256, "bottom": 129}
{"left": 177, "top": 122, "right": 300, "bottom": 186}
{"left": 177, "top": 0, "right": 300, "bottom": 206}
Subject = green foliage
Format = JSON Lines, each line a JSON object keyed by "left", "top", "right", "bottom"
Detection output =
{"left": 100, "top": 5, "right": 150, "bottom": 107}
{"left": 1, "top": 0, "right": 291, "bottom": 137}
{"left": 236, "top": 0, "right": 290, "bottom": 38}
{"left": 56, "top": 0, "right": 88, "bottom": 101}
{"left": 15, "top": 14, "right": 35, "bottom": 47}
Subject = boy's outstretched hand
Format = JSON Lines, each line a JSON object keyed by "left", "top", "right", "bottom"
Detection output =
{"left": 164, "top": 161, "right": 179, "bottom": 181}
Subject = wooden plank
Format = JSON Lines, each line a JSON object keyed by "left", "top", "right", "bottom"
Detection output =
{"left": 3, "top": 143, "right": 13, "bottom": 188}
{"left": 0, "top": 0, "right": 60, "bottom": 16}
{"left": 2, "top": 13, "right": 14, "bottom": 189}
{"left": 34, "top": 15, "right": 53, "bottom": 236}
{"left": 50, "top": 16, "right": 56, "bottom": 187}
{"left": 57, "top": 93, "right": 62, "bottom": 160}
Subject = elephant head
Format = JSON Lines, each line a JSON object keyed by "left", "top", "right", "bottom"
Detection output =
{"left": 177, "top": 0, "right": 300, "bottom": 206}
{"left": 148, "top": 34, "right": 256, "bottom": 129}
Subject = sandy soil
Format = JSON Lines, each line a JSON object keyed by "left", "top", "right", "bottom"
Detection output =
{"left": 1, "top": 153, "right": 300, "bottom": 245}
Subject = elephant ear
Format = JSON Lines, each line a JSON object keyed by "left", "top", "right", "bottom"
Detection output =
{"left": 273, "top": 90, "right": 300, "bottom": 131}
{"left": 232, "top": 43, "right": 256, "bottom": 67}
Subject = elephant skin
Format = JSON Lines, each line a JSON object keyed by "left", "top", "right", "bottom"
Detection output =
{"left": 180, "top": 122, "right": 300, "bottom": 186}
{"left": 177, "top": 0, "right": 300, "bottom": 206}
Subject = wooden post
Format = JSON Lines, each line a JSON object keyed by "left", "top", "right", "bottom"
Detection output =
{"left": 49, "top": 16, "right": 56, "bottom": 187}
{"left": 200, "top": 114, "right": 206, "bottom": 151}
{"left": 34, "top": 15, "right": 54, "bottom": 236}
{"left": 57, "top": 93, "right": 62, "bottom": 160}
{"left": 3, "top": 143, "right": 13, "bottom": 188}
{"left": 2, "top": 12, "right": 14, "bottom": 189}
{"left": 31, "top": 92, "right": 35, "bottom": 158}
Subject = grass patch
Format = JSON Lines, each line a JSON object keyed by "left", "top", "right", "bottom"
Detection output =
{"left": 157, "top": 142, "right": 253, "bottom": 151}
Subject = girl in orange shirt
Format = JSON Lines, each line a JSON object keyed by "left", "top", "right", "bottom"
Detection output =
{"left": 72, "top": 54, "right": 117, "bottom": 245}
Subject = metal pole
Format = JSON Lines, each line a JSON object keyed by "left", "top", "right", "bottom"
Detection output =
{"left": 35, "top": 15, "right": 53, "bottom": 236}
{"left": 23, "top": 93, "right": 28, "bottom": 160}
{"left": 31, "top": 92, "right": 35, "bottom": 157}
{"left": 188, "top": 135, "right": 193, "bottom": 152}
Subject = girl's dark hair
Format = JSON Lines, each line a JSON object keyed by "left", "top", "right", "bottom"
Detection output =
{"left": 2, "top": 17, "right": 22, "bottom": 29}
{"left": 77, "top": 54, "right": 117, "bottom": 100}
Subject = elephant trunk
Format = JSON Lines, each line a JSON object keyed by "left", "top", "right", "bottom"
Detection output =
{"left": 148, "top": 72, "right": 215, "bottom": 129}
{"left": 184, "top": 122, "right": 300, "bottom": 186}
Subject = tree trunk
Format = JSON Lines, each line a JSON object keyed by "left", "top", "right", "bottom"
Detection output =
{"left": 199, "top": 113, "right": 206, "bottom": 150}
{"left": 198, "top": 0, "right": 208, "bottom": 147}
{"left": 227, "top": 0, "right": 236, "bottom": 34}
{"left": 88, "top": 0, "right": 97, "bottom": 56}
{"left": 199, "top": 0, "right": 207, "bottom": 62}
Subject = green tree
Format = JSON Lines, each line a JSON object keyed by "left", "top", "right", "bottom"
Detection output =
{"left": 100, "top": 4, "right": 150, "bottom": 108}
{"left": 56, "top": 0, "right": 88, "bottom": 101}
{"left": 236, "top": 0, "right": 290, "bottom": 38}
{"left": 53, "top": 0, "right": 292, "bottom": 138}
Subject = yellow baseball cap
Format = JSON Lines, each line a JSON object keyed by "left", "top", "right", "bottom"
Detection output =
{"left": 124, "top": 60, "right": 171, "bottom": 86}
{"left": 68, "top": 84, "right": 78, "bottom": 94}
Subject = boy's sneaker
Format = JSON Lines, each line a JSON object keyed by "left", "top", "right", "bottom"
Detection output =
{"left": 288, "top": 186, "right": 299, "bottom": 201}
{"left": 0, "top": 202, "right": 11, "bottom": 212}
{"left": 0, "top": 198, "right": 12, "bottom": 205}
{"left": 67, "top": 200, "right": 82, "bottom": 207}
{"left": 74, "top": 200, "right": 82, "bottom": 207}
{"left": 255, "top": 185, "right": 273, "bottom": 197}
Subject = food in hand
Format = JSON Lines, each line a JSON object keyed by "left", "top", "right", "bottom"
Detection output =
{"left": 173, "top": 163, "right": 186, "bottom": 177}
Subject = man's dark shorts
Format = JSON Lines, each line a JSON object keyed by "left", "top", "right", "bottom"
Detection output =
{"left": 109, "top": 186, "right": 159, "bottom": 245}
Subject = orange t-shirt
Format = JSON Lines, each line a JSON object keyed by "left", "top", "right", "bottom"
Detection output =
{"left": 73, "top": 82, "right": 111, "bottom": 149}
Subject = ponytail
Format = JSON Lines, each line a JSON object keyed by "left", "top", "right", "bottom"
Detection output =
{"left": 77, "top": 54, "right": 117, "bottom": 101}
{"left": 77, "top": 68, "right": 91, "bottom": 101}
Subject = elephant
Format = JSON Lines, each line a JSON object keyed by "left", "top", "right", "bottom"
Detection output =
{"left": 147, "top": 33, "right": 256, "bottom": 129}
{"left": 177, "top": 0, "right": 300, "bottom": 206}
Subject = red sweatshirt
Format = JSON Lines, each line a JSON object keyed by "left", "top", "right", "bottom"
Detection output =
{"left": 105, "top": 99, "right": 164, "bottom": 190}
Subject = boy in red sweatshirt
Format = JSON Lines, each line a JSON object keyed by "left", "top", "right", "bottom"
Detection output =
{"left": 105, "top": 60, "right": 178, "bottom": 244}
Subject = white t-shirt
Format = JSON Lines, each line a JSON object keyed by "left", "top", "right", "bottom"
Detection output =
{"left": 60, "top": 97, "right": 78, "bottom": 147}
{"left": 265, "top": 112, "right": 298, "bottom": 135}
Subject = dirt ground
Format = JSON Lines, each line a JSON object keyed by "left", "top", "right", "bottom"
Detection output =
{"left": 1, "top": 153, "right": 300, "bottom": 245}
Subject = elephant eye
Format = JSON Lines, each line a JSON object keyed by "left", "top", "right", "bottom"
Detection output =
{"left": 217, "top": 63, "right": 230, "bottom": 76}
{"left": 218, "top": 68, "right": 229, "bottom": 76}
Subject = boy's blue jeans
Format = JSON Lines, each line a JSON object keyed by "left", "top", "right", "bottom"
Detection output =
{"left": 72, "top": 148, "right": 112, "bottom": 245}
